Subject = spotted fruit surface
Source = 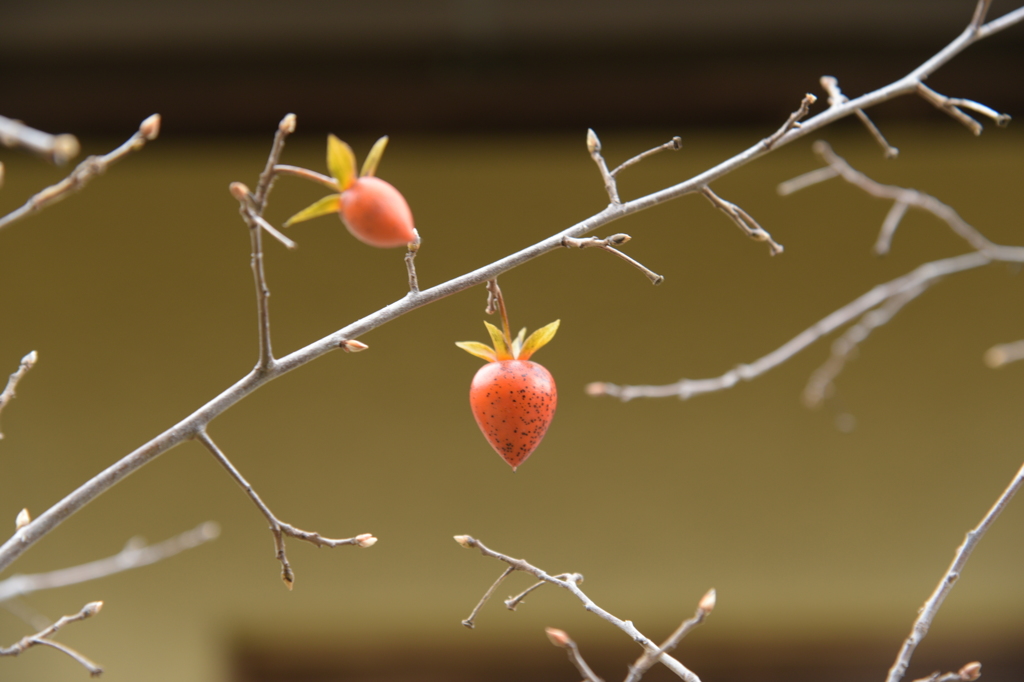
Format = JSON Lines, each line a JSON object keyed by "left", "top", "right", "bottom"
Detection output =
{"left": 457, "top": 316, "right": 560, "bottom": 471}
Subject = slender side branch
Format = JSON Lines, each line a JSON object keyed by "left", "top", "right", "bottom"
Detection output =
{"left": 4, "top": 5, "right": 1023, "bottom": 577}
{"left": 0, "top": 351, "right": 38, "bottom": 440}
{"left": 461, "top": 566, "right": 514, "bottom": 628}
{"left": 587, "top": 129, "right": 621, "bottom": 204}
{"left": 587, "top": 251, "right": 999, "bottom": 402}
{"left": 0, "top": 115, "right": 80, "bottom": 165}
{"left": 0, "top": 523, "right": 219, "bottom": 602}
{"left": 545, "top": 628, "right": 604, "bottom": 682}
{"left": 802, "top": 283, "right": 930, "bottom": 408}
{"left": 885, "top": 460, "right": 1024, "bottom": 682}
{"left": 562, "top": 233, "right": 664, "bottom": 284}
{"left": 625, "top": 589, "right": 715, "bottom": 682}
{"left": 453, "top": 535, "right": 704, "bottom": 682}
{"left": 916, "top": 82, "right": 1010, "bottom": 135}
{"left": 984, "top": 340, "right": 1024, "bottom": 368}
{"left": 0, "top": 601, "right": 104, "bottom": 676}
{"left": 0, "top": 115, "right": 160, "bottom": 232}
{"left": 762, "top": 93, "right": 817, "bottom": 149}
{"left": 700, "top": 187, "right": 783, "bottom": 255}
{"left": 820, "top": 76, "right": 898, "bottom": 157}
{"left": 194, "top": 430, "right": 375, "bottom": 590}
{"left": 610, "top": 137, "right": 683, "bottom": 177}
{"left": 505, "top": 572, "right": 583, "bottom": 611}
{"left": 910, "top": 662, "right": 982, "bottom": 682}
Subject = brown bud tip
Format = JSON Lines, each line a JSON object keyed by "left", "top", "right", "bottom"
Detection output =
{"left": 280, "top": 113, "right": 297, "bottom": 134}
{"left": 586, "top": 128, "right": 601, "bottom": 154}
{"left": 229, "top": 182, "right": 252, "bottom": 202}
{"left": 585, "top": 382, "right": 607, "bottom": 396}
{"left": 83, "top": 601, "right": 104, "bottom": 617}
{"left": 282, "top": 571, "right": 294, "bottom": 590}
{"left": 453, "top": 535, "right": 473, "bottom": 548}
{"left": 140, "top": 114, "right": 161, "bottom": 141}
{"left": 698, "top": 588, "right": 717, "bottom": 614}
{"left": 671, "top": 136, "right": 683, "bottom": 150}
{"left": 805, "top": 93, "right": 818, "bottom": 105}
{"left": 52, "top": 134, "right": 81, "bottom": 165}
{"left": 15, "top": 508, "right": 31, "bottom": 530}
{"left": 607, "top": 233, "right": 631, "bottom": 246}
{"left": 984, "top": 346, "right": 1006, "bottom": 368}
{"left": 355, "top": 533, "right": 377, "bottom": 548}
{"left": 959, "top": 662, "right": 982, "bottom": 681}
{"left": 341, "top": 339, "right": 369, "bottom": 353}
{"left": 545, "top": 627, "right": 571, "bottom": 648}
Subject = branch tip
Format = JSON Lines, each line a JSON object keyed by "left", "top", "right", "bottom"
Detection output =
{"left": 545, "top": 627, "right": 571, "bottom": 648}
{"left": 698, "top": 588, "right": 716, "bottom": 614}
{"left": 15, "top": 508, "right": 31, "bottom": 531}
{"left": 453, "top": 534, "right": 474, "bottom": 548}
{"left": 229, "top": 181, "right": 252, "bottom": 202}
{"left": 279, "top": 113, "right": 297, "bottom": 134}
{"left": 139, "top": 114, "right": 161, "bottom": 141}
{"left": 340, "top": 339, "right": 369, "bottom": 353}
{"left": 586, "top": 128, "right": 601, "bottom": 154}
{"left": 355, "top": 533, "right": 377, "bottom": 548}
{"left": 959, "top": 662, "right": 982, "bottom": 681}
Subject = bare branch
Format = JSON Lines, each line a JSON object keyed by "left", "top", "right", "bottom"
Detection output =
{"left": 762, "top": 93, "right": 817, "bottom": 149}
{"left": 610, "top": 137, "right": 683, "bottom": 177}
{"left": 700, "top": 187, "right": 783, "bottom": 255}
{"left": 885, "top": 461, "right": 1024, "bottom": 682}
{"left": 587, "top": 129, "right": 621, "bottom": 204}
{"left": 802, "top": 283, "right": 930, "bottom": 408}
{"left": 820, "top": 76, "right": 898, "bottom": 158}
{"left": 562, "top": 233, "right": 664, "bottom": 284}
{"left": 0, "top": 115, "right": 80, "bottom": 165}
{"left": 4, "top": 5, "right": 1023, "bottom": 578}
{"left": 0, "top": 351, "right": 38, "bottom": 440}
{"left": 271, "top": 164, "right": 340, "bottom": 191}
{"left": 453, "top": 535, "right": 703, "bottom": 682}
{"left": 910, "top": 662, "right": 982, "bottom": 682}
{"left": 505, "top": 572, "right": 582, "bottom": 611}
{"left": 625, "top": 589, "right": 715, "bottom": 682}
{"left": 0, "top": 115, "right": 160, "bottom": 233}
{"left": 984, "top": 340, "right": 1024, "bottom": 368}
{"left": 1, "top": 601, "right": 104, "bottom": 676}
{"left": 461, "top": 566, "right": 513, "bottom": 628}
{"left": 916, "top": 83, "right": 1010, "bottom": 135}
{"left": 587, "top": 251, "right": 999, "bottom": 402}
{"left": 195, "top": 431, "right": 374, "bottom": 590}
{"left": 545, "top": 628, "right": 604, "bottom": 682}
{"left": 0, "top": 522, "right": 220, "bottom": 602}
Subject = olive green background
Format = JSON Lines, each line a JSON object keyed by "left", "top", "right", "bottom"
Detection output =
{"left": 1, "top": 124, "right": 1023, "bottom": 680}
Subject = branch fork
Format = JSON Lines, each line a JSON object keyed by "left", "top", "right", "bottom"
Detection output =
{"left": 562, "top": 233, "right": 664, "bottom": 284}
{"left": 1, "top": 602, "right": 104, "bottom": 676}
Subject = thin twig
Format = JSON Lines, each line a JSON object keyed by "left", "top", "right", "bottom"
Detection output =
{"left": 405, "top": 232, "right": 422, "bottom": 293}
{"left": 885, "top": 461, "right": 1024, "bottom": 682}
{"left": 587, "top": 129, "right": 621, "bottom": 204}
{"left": 194, "top": 430, "right": 375, "bottom": 590}
{"left": 0, "top": 601, "right": 104, "bottom": 676}
{"left": 916, "top": 82, "right": 1010, "bottom": 135}
{"left": 453, "top": 535, "right": 703, "bottom": 682}
{"left": 272, "top": 164, "right": 340, "bottom": 191}
{"left": 820, "top": 76, "right": 898, "bottom": 158}
{"left": 0, "top": 351, "right": 38, "bottom": 440}
{"left": 763, "top": 93, "right": 817, "bottom": 149}
{"left": 545, "top": 628, "right": 604, "bottom": 682}
{"left": 0, "top": 115, "right": 160, "bottom": 233}
{"left": 461, "top": 566, "right": 514, "bottom": 628}
{"left": 700, "top": 187, "right": 784, "bottom": 255}
{"left": 4, "top": 5, "right": 1023, "bottom": 577}
{"left": 0, "top": 115, "right": 80, "bottom": 165}
{"left": 802, "top": 283, "right": 930, "bottom": 408}
{"left": 586, "top": 251, "right": 1001, "bottom": 402}
{"left": 983, "top": 340, "right": 1024, "bottom": 367}
{"left": 504, "top": 572, "right": 582, "bottom": 611}
{"left": 625, "top": 589, "right": 716, "bottom": 682}
{"left": 610, "top": 137, "right": 683, "bottom": 177}
{"left": 0, "top": 522, "right": 220, "bottom": 602}
{"left": 562, "top": 234, "right": 664, "bottom": 284}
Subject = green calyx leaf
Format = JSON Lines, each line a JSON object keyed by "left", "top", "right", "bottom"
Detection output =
{"left": 455, "top": 341, "right": 497, "bottom": 362}
{"left": 283, "top": 194, "right": 341, "bottom": 227}
{"left": 360, "top": 136, "right": 389, "bottom": 178}
{"left": 327, "top": 134, "right": 357, "bottom": 190}
{"left": 519, "top": 320, "right": 560, "bottom": 360}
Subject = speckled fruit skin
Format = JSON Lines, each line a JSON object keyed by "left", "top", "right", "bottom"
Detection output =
{"left": 469, "top": 359, "right": 557, "bottom": 471}
{"left": 340, "top": 176, "right": 417, "bottom": 248}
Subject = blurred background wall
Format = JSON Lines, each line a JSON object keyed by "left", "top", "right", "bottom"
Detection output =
{"left": 2, "top": 2, "right": 1023, "bottom": 682}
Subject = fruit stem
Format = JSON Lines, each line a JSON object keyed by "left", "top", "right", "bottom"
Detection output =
{"left": 486, "top": 279, "right": 513, "bottom": 347}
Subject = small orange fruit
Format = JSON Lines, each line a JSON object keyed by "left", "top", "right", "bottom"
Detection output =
{"left": 457, "top": 305, "right": 559, "bottom": 471}
{"left": 284, "top": 134, "right": 418, "bottom": 249}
